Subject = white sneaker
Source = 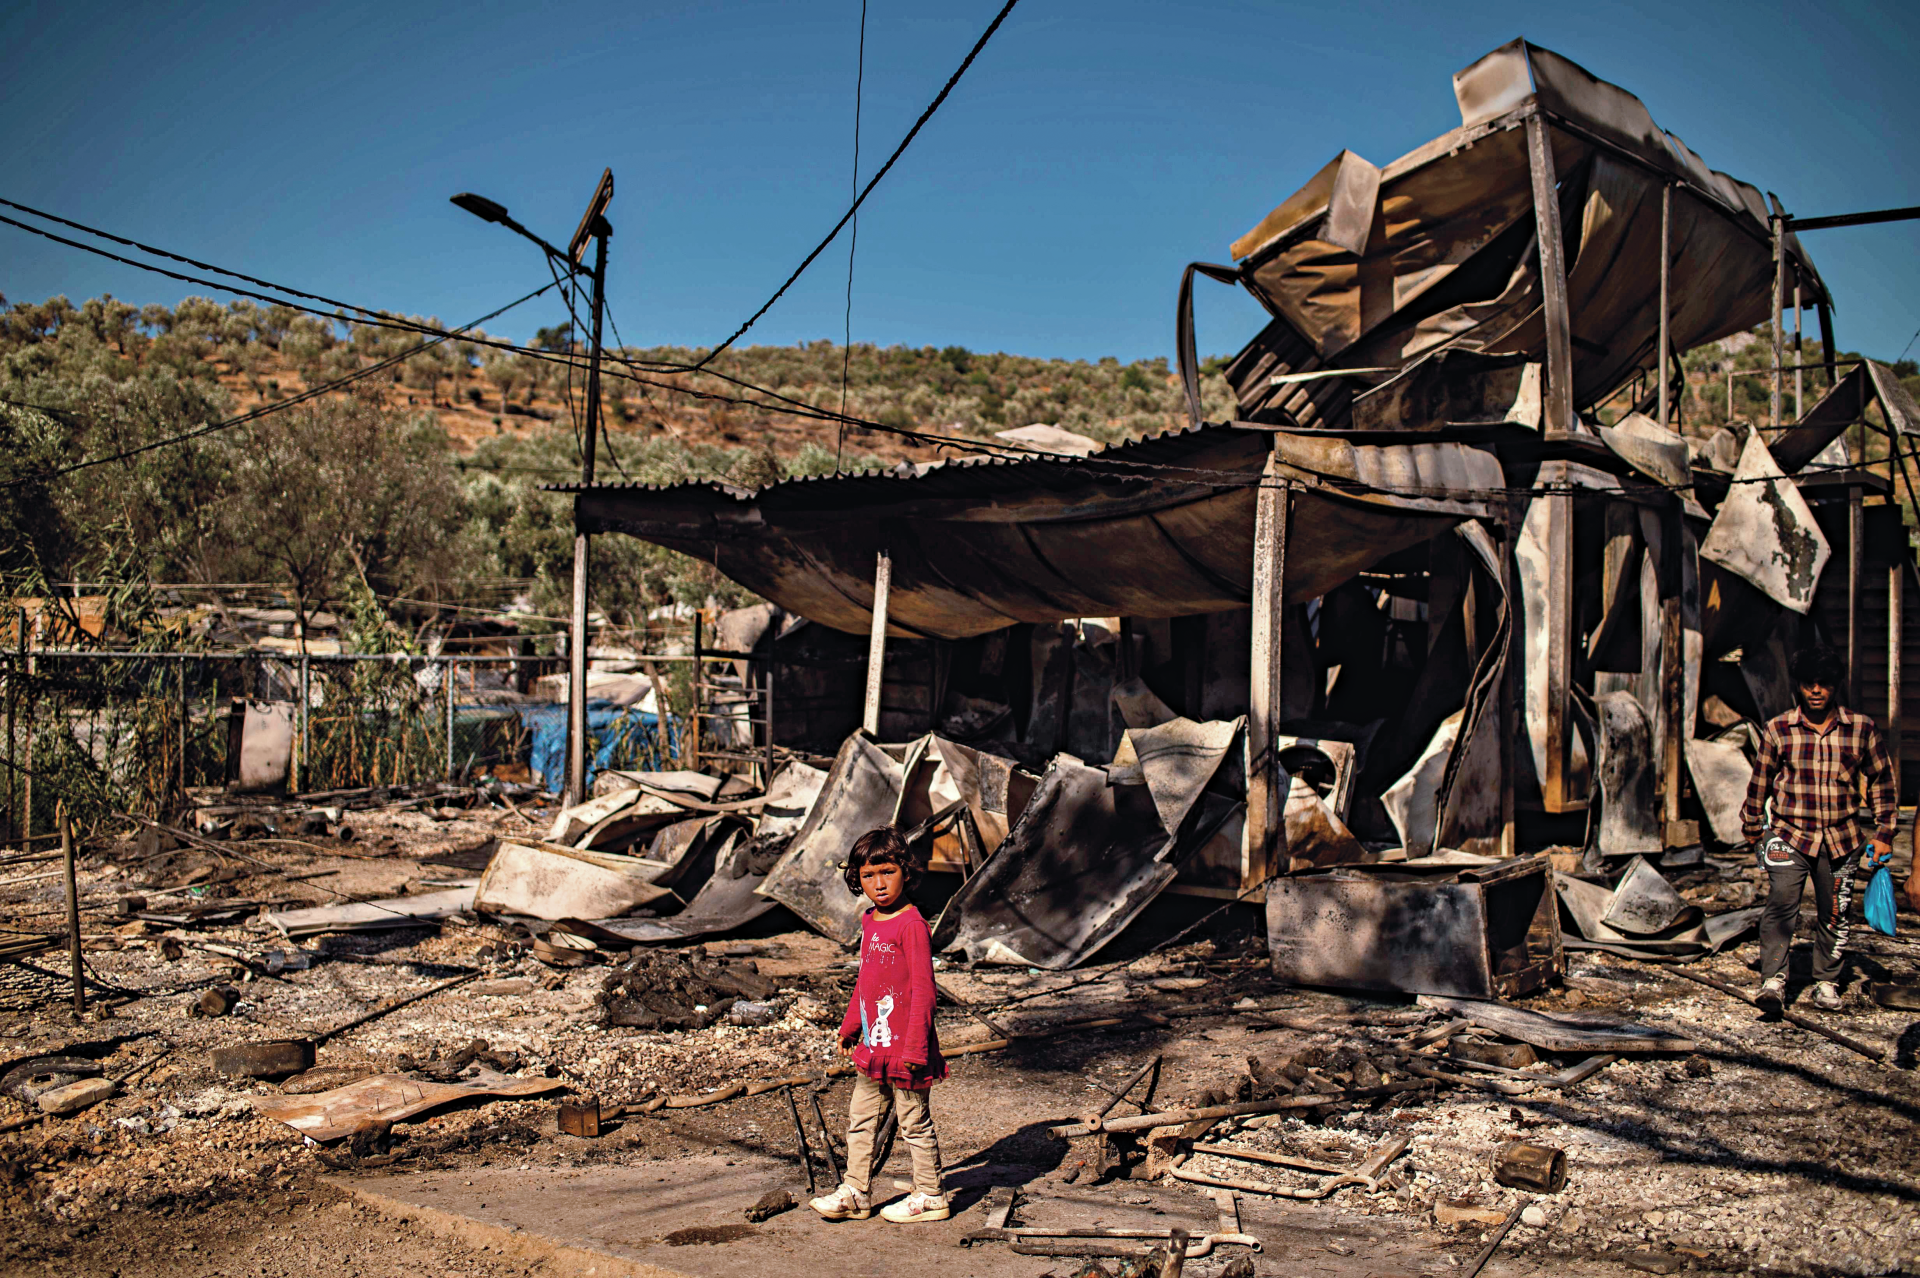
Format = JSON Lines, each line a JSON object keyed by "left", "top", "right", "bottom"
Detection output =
{"left": 1809, "top": 981, "right": 1843, "bottom": 1011}
{"left": 1756, "top": 974, "right": 1786, "bottom": 1008}
{"left": 809, "top": 1183, "right": 872, "bottom": 1220}
{"left": 880, "top": 1191, "right": 950, "bottom": 1223}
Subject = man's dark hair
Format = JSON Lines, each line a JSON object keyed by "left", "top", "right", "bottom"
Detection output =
{"left": 843, "top": 826, "right": 922, "bottom": 895}
{"left": 1789, "top": 645, "right": 1847, "bottom": 691}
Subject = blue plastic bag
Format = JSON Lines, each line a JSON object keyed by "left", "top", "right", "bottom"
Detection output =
{"left": 1864, "top": 865, "right": 1898, "bottom": 937}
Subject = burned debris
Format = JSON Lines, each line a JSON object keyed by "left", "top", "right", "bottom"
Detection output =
{"left": 2, "top": 35, "right": 1918, "bottom": 1278}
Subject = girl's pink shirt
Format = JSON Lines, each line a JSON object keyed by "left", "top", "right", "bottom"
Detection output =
{"left": 837, "top": 904, "right": 947, "bottom": 1088}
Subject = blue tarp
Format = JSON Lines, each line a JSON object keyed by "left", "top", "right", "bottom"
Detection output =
{"left": 514, "top": 701, "right": 681, "bottom": 794}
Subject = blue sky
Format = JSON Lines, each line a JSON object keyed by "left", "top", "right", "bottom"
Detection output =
{"left": 3, "top": 0, "right": 1916, "bottom": 366}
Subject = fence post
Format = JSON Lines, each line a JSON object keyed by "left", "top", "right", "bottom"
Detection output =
{"left": 296, "top": 653, "right": 309, "bottom": 795}
{"left": 177, "top": 659, "right": 189, "bottom": 807}
{"left": 690, "top": 614, "right": 703, "bottom": 773}
{"left": 4, "top": 617, "right": 14, "bottom": 848}
{"left": 21, "top": 618, "right": 31, "bottom": 849}
{"left": 444, "top": 657, "right": 456, "bottom": 782}
{"left": 61, "top": 801, "right": 82, "bottom": 1017}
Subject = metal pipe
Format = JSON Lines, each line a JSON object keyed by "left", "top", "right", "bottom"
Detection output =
{"left": 565, "top": 225, "right": 610, "bottom": 806}
{"left": 444, "top": 657, "right": 456, "bottom": 781}
{"left": 1658, "top": 183, "right": 1671, "bottom": 428}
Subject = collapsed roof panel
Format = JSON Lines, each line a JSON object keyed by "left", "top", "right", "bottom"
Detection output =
{"left": 570, "top": 424, "right": 1500, "bottom": 639}
{"left": 1219, "top": 39, "right": 1825, "bottom": 424}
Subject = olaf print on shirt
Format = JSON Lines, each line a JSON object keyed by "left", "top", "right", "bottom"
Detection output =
{"left": 868, "top": 994, "right": 895, "bottom": 1048}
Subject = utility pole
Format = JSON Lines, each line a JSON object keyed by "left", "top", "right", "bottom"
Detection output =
{"left": 564, "top": 170, "right": 615, "bottom": 808}
{"left": 451, "top": 168, "right": 613, "bottom": 807}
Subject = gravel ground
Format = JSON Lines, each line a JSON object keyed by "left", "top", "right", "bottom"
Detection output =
{"left": 2, "top": 802, "right": 1918, "bottom": 1277}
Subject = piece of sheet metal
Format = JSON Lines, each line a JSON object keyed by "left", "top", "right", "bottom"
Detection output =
{"left": 252, "top": 1074, "right": 565, "bottom": 1143}
{"left": 582, "top": 761, "right": 829, "bottom": 945}
{"left": 1684, "top": 734, "right": 1753, "bottom": 846}
{"left": 1591, "top": 692, "right": 1661, "bottom": 857}
{"left": 1107, "top": 716, "right": 1245, "bottom": 838}
{"left": 262, "top": 885, "right": 477, "bottom": 938}
{"left": 1554, "top": 868, "right": 1750, "bottom": 957}
{"left": 1433, "top": 520, "right": 1511, "bottom": 854}
{"left": 1265, "top": 855, "right": 1561, "bottom": 999}
{"left": 1230, "top": 40, "right": 1816, "bottom": 416}
{"left": 1600, "top": 856, "right": 1695, "bottom": 935}
{"left": 1382, "top": 711, "right": 1459, "bottom": 857}
{"left": 1698, "top": 433, "right": 1830, "bottom": 615}
{"left": 1420, "top": 993, "right": 1696, "bottom": 1054}
{"left": 758, "top": 735, "right": 902, "bottom": 944}
{"left": 933, "top": 748, "right": 1228, "bottom": 968}
{"left": 474, "top": 842, "right": 678, "bottom": 922}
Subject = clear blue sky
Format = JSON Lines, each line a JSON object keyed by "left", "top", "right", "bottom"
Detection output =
{"left": 3, "top": 0, "right": 1916, "bottom": 367}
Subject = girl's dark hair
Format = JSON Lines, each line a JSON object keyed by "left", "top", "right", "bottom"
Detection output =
{"left": 843, "top": 826, "right": 922, "bottom": 895}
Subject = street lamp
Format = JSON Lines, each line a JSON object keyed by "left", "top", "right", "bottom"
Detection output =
{"left": 450, "top": 193, "right": 579, "bottom": 271}
{"left": 452, "top": 171, "right": 614, "bottom": 806}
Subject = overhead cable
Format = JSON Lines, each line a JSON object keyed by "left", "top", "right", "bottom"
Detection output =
{"left": 689, "top": 0, "right": 1021, "bottom": 371}
{"left": 837, "top": 0, "right": 870, "bottom": 470}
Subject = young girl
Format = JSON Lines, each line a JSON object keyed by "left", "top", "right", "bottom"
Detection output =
{"left": 809, "top": 826, "right": 949, "bottom": 1223}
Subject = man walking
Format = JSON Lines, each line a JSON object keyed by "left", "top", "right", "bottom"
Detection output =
{"left": 1739, "top": 645, "right": 1897, "bottom": 1012}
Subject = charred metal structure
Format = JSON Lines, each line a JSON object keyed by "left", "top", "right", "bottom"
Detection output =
{"left": 557, "top": 41, "right": 1920, "bottom": 981}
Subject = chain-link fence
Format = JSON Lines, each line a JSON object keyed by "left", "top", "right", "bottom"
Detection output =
{"left": 1, "top": 648, "right": 693, "bottom": 838}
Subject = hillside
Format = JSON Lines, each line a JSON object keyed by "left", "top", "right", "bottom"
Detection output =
{"left": 1, "top": 293, "right": 1911, "bottom": 642}
{"left": 0, "top": 294, "right": 1236, "bottom": 634}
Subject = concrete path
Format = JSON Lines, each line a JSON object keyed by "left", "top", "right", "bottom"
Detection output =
{"left": 337, "top": 1149, "right": 1480, "bottom": 1278}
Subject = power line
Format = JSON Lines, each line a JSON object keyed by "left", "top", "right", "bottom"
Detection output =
{"left": 5, "top": 281, "right": 559, "bottom": 488}
{"left": 690, "top": 0, "right": 1021, "bottom": 371}
{"left": 0, "top": 194, "right": 517, "bottom": 329}
{"left": 0, "top": 195, "right": 1010, "bottom": 460}
{"left": 837, "top": 0, "right": 869, "bottom": 472}
{"left": 0, "top": 205, "right": 583, "bottom": 373}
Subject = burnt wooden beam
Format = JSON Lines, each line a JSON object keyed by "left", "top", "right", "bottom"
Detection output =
{"left": 1245, "top": 451, "right": 1291, "bottom": 887}
{"left": 1524, "top": 113, "right": 1575, "bottom": 441}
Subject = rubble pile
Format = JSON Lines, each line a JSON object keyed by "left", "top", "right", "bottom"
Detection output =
{"left": 593, "top": 949, "right": 781, "bottom": 1030}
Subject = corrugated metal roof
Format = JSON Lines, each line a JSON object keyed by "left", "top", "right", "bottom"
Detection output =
{"left": 542, "top": 420, "right": 1251, "bottom": 504}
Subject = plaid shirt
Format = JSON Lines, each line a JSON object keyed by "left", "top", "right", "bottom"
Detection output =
{"left": 1739, "top": 704, "right": 1897, "bottom": 857}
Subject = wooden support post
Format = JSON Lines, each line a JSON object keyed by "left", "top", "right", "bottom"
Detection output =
{"left": 1658, "top": 184, "right": 1671, "bottom": 428}
{"left": 1849, "top": 487, "right": 1864, "bottom": 709}
{"left": 444, "top": 657, "right": 456, "bottom": 781}
{"left": 1818, "top": 300, "right": 1838, "bottom": 391}
{"left": 689, "top": 613, "right": 703, "bottom": 773}
{"left": 61, "top": 802, "right": 82, "bottom": 1017}
{"left": 1660, "top": 502, "right": 1686, "bottom": 841}
{"left": 178, "top": 660, "right": 191, "bottom": 805}
{"left": 1541, "top": 465, "right": 1577, "bottom": 811}
{"left": 1499, "top": 499, "right": 1519, "bottom": 858}
{"left": 1771, "top": 214, "right": 1786, "bottom": 430}
{"left": 20, "top": 627, "right": 30, "bottom": 850}
{"left": 294, "top": 654, "right": 308, "bottom": 796}
{"left": 1793, "top": 282, "right": 1804, "bottom": 422}
{"left": 1245, "top": 461, "right": 1291, "bottom": 883}
{"left": 1891, "top": 563, "right": 1904, "bottom": 807}
{"left": 1525, "top": 112, "right": 1575, "bottom": 439}
{"left": 4, "top": 622, "right": 13, "bottom": 848}
{"left": 862, "top": 549, "right": 892, "bottom": 737}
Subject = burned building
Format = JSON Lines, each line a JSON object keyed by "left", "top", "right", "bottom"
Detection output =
{"left": 557, "top": 40, "right": 1920, "bottom": 976}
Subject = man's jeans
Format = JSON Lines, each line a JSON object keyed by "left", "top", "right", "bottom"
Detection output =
{"left": 1757, "top": 835, "right": 1858, "bottom": 984}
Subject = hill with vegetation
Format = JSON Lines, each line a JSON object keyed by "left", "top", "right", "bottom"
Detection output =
{"left": 1, "top": 291, "right": 1911, "bottom": 645}
{"left": 0, "top": 293, "right": 1235, "bottom": 638}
